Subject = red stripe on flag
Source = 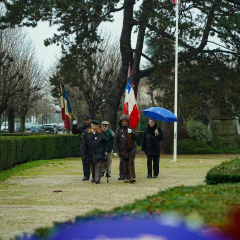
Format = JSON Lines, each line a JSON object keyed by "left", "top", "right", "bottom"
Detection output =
{"left": 173, "top": 0, "right": 177, "bottom": 4}
{"left": 129, "top": 104, "right": 140, "bottom": 129}
{"left": 64, "top": 114, "right": 70, "bottom": 132}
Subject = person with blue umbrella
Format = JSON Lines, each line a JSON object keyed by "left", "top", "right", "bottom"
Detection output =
{"left": 141, "top": 118, "right": 163, "bottom": 178}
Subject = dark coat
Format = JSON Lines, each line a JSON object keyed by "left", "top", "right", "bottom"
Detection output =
{"left": 113, "top": 114, "right": 139, "bottom": 158}
{"left": 141, "top": 124, "right": 163, "bottom": 155}
{"left": 72, "top": 122, "right": 91, "bottom": 135}
{"left": 81, "top": 128, "right": 110, "bottom": 163}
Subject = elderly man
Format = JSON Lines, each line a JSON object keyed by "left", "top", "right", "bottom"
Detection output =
{"left": 81, "top": 120, "right": 110, "bottom": 184}
{"left": 113, "top": 114, "right": 138, "bottom": 183}
{"left": 101, "top": 121, "right": 115, "bottom": 178}
{"left": 72, "top": 114, "right": 91, "bottom": 181}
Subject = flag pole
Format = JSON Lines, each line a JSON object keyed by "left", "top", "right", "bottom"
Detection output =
{"left": 173, "top": 0, "right": 179, "bottom": 162}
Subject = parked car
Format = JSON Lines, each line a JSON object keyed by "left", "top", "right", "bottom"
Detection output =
{"left": 25, "top": 123, "right": 33, "bottom": 132}
{"left": 31, "top": 122, "right": 38, "bottom": 126}
{"left": 1, "top": 122, "right": 8, "bottom": 132}
{"left": 57, "top": 123, "right": 65, "bottom": 132}
{"left": 43, "top": 124, "right": 58, "bottom": 134}
{"left": 31, "top": 125, "right": 44, "bottom": 133}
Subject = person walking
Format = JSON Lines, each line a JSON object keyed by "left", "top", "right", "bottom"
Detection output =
{"left": 141, "top": 118, "right": 163, "bottom": 178}
{"left": 113, "top": 114, "right": 138, "bottom": 183}
{"left": 81, "top": 120, "right": 110, "bottom": 184}
{"left": 72, "top": 114, "right": 92, "bottom": 181}
{"left": 100, "top": 121, "right": 114, "bottom": 178}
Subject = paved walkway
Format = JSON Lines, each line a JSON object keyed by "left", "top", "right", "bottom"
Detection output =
{"left": 1, "top": 154, "right": 239, "bottom": 239}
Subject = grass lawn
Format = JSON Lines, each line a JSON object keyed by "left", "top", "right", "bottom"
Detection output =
{"left": 0, "top": 154, "right": 240, "bottom": 239}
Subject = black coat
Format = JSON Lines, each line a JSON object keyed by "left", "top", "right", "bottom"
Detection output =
{"left": 81, "top": 128, "right": 110, "bottom": 163}
{"left": 72, "top": 122, "right": 91, "bottom": 135}
{"left": 141, "top": 124, "right": 163, "bottom": 155}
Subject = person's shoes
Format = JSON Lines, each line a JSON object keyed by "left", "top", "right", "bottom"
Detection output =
{"left": 82, "top": 177, "right": 89, "bottom": 181}
{"left": 124, "top": 179, "right": 130, "bottom": 183}
{"left": 106, "top": 173, "right": 111, "bottom": 177}
{"left": 130, "top": 178, "right": 136, "bottom": 183}
{"left": 95, "top": 181, "right": 100, "bottom": 184}
{"left": 153, "top": 176, "right": 158, "bottom": 178}
{"left": 91, "top": 179, "right": 95, "bottom": 183}
{"left": 118, "top": 177, "right": 125, "bottom": 180}
{"left": 101, "top": 172, "right": 104, "bottom": 177}
{"left": 147, "top": 175, "right": 152, "bottom": 178}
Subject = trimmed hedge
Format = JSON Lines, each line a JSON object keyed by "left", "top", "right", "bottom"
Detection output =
{"left": 172, "top": 139, "right": 215, "bottom": 154}
{"left": 205, "top": 158, "right": 240, "bottom": 185}
{"left": 0, "top": 135, "right": 81, "bottom": 171}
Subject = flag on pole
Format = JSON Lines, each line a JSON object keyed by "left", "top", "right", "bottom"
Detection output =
{"left": 173, "top": 0, "right": 177, "bottom": 4}
{"left": 59, "top": 80, "right": 65, "bottom": 120}
{"left": 123, "top": 65, "right": 140, "bottom": 129}
{"left": 59, "top": 79, "right": 73, "bottom": 131}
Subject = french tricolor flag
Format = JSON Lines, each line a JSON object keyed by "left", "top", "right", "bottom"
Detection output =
{"left": 123, "top": 66, "right": 140, "bottom": 129}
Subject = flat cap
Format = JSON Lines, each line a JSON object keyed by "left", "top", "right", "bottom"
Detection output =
{"left": 91, "top": 120, "right": 99, "bottom": 125}
{"left": 101, "top": 121, "right": 110, "bottom": 125}
{"left": 83, "top": 114, "right": 92, "bottom": 120}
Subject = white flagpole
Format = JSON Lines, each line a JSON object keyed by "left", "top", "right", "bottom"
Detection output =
{"left": 173, "top": 0, "right": 179, "bottom": 162}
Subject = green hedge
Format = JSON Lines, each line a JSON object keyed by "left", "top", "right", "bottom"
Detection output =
{"left": 172, "top": 139, "right": 215, "bottom": 154}
{"left": 205, "top": 158, "right": 240, "bottom": 185}
{"left": 0, "top": 135, "right": 81, "bottom": 171}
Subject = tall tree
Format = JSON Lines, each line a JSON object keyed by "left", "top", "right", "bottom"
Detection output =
{"left": 49, "top": 29, "right": 121, "bottom": 122}
{"left": 1, "top": 0, "right": 240, "bottom": 127}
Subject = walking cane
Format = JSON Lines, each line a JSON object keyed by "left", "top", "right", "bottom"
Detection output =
{"left": 106, "top": 154, "right": 109, "bottom": 183}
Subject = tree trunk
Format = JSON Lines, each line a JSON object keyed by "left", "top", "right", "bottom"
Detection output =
{"left": 20, "top": 115, "right": 25, "bottom": 132}
{"left": 7, "top": 109, "right": 15, "bottom": 133}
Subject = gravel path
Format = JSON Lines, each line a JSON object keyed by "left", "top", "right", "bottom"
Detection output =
{"left": 0, "top": 154, "right": 239, "bottom": 239}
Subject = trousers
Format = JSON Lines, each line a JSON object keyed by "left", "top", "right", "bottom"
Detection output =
{"left": 82, "top": 156, "right": 90, "bottom": 178}
{"left": 90, "top": 162, "right": 102, "bottom": 182}
{"left": 122, "top": 156, "right": 135, "bottom": 180}
{"left": 102, "top": 152, "right": 112, "bottom": 174}
{"left": 147, "top": 154, "right": 160, "bottom": 177}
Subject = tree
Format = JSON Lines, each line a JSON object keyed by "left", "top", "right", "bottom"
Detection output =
{"left": 49, "top": 29, "right": 121, "bottom": 123}
{"left": 1, "top": 0, "right": 240, "bottom": 128}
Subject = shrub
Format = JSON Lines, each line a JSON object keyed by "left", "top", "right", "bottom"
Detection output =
{"left": 186, "top": 119, "right": 212, "bottom": 143}
{"left": 209, "top": 141, "right": 240, "bottom": 154}
{"left": 0, "top": 135, "right": 81, "bottom": 171}
{"left": 161, "top": 124, "right": 189, "bottom": 154}
{"left": 206, "top": 158, "right": 240, "bottom": 185}
{"left": 173, "top": 139, "right": 215, "bottom": 154}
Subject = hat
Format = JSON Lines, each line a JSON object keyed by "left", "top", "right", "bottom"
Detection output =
{"left": 91, "top": 120, "right": 99, "bottom": 125}
{"left": 101, "top": 121, "right": 109, "bottom": 125}
{"left": 83, "top": 114, "right": 92, "bottom": 120}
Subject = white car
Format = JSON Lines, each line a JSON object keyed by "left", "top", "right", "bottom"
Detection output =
{"left": 1, "top": 122, "right": 8, "bottom": 132}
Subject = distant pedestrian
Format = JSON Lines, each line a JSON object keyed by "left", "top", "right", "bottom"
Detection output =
{"left": 101, "top": 121, "right": 114, "bottom": 178}
{"left": 72, "top": 114, "right": 92, "bottom": 181}
{"left": 113, "top": 114, "right": 138, "bottom": 183}
{"left": 81, "top": 120, "right": 110, "bottom": 184}
{"left": 141, "top": 118, "right": 163, "bottom": 178}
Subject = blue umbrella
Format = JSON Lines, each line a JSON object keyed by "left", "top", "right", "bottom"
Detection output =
{"left": 142, "top": 107, "right": 178, "bottom": 122}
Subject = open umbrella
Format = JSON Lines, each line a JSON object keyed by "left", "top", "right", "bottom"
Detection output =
{"left": 142, "top": 107, "right": 178, "bottom": 123}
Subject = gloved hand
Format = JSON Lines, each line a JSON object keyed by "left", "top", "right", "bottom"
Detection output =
{"left": 105, "top": 152, "right": 108, "bottom": 156}
{"left": 73, "top": 120, "right": 77, "bottom": 125}
{"left": 114, "top": 153, "right": 117, "bottom": 157}
{"left": 128, "top": 128, "right": 132, "bottom": 134}
{"left": 154, "top": 129, "right": 159, "bottom": 134}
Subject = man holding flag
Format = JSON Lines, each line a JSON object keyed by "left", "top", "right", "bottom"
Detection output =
{"left": 113, "top": 64, "right": 139, "bottom": 183}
